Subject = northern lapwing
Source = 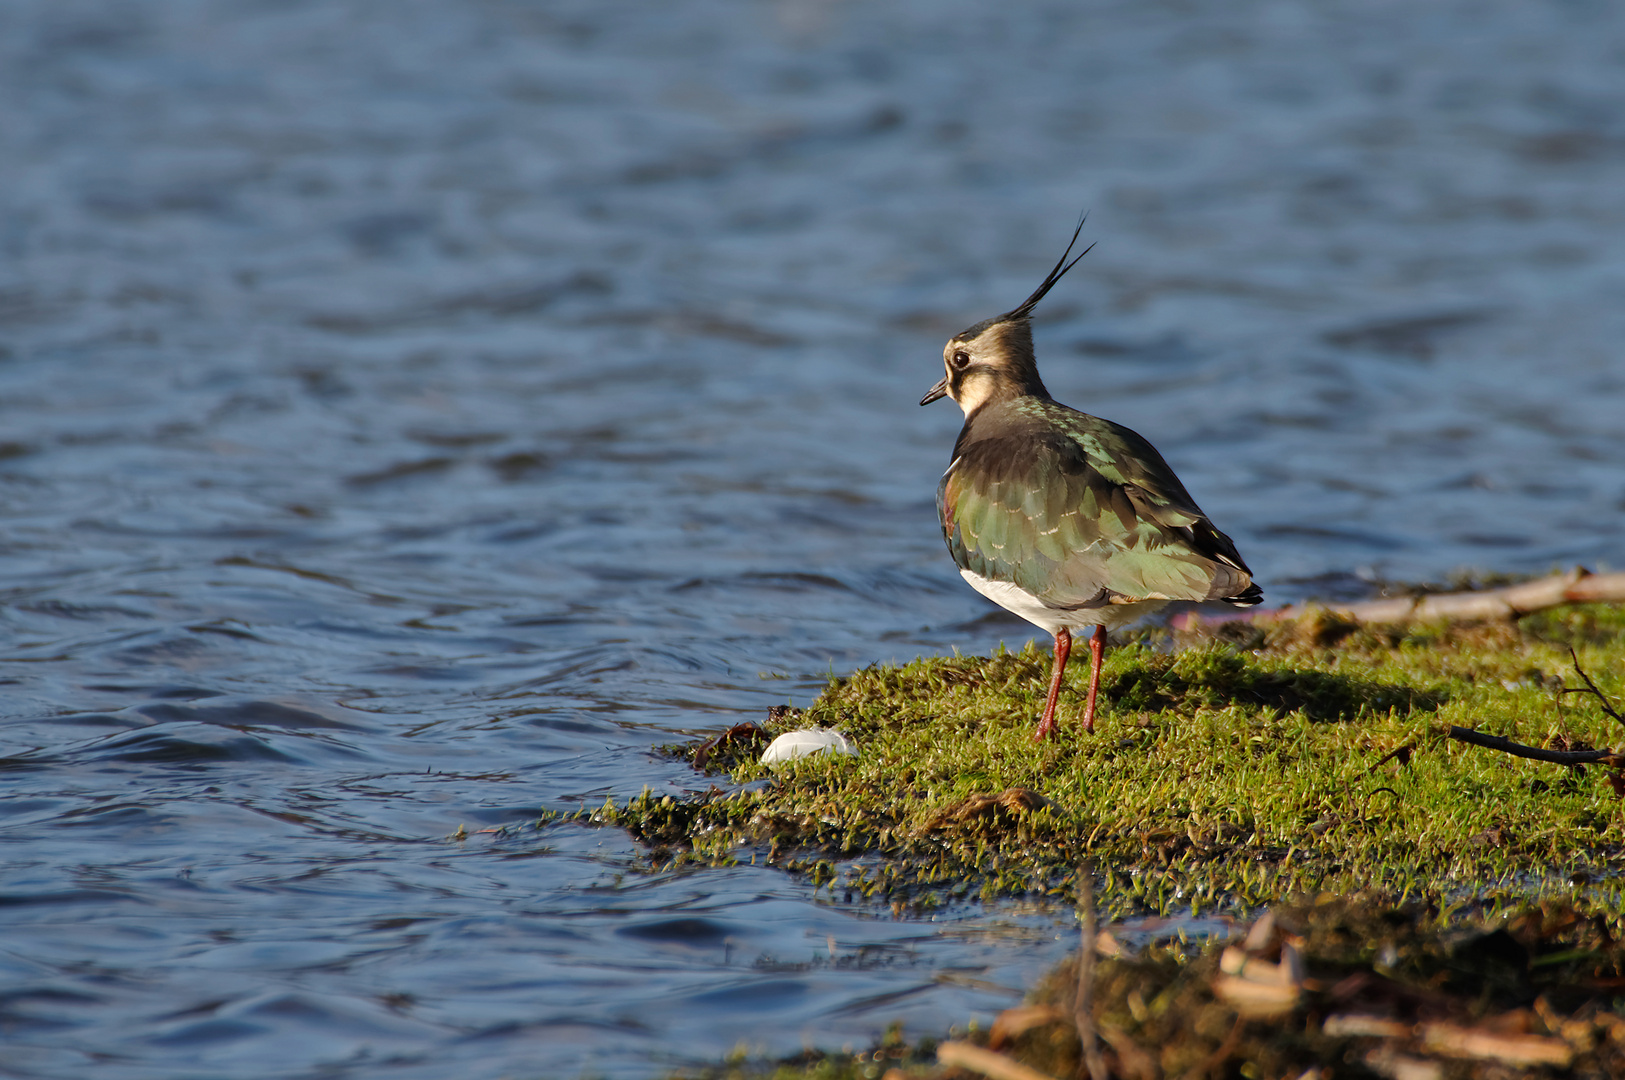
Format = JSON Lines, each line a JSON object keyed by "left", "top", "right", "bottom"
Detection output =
{"left": 920, "top": 222, "right": 1262, "bottom": 739}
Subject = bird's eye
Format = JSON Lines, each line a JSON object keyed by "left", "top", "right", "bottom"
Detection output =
{"left": 951, "top": 350, "right": 971, "bottom": 369}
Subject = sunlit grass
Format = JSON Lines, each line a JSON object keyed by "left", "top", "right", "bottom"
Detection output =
{"left": 583, "top": 604, "right": 1625, "bottom": 919}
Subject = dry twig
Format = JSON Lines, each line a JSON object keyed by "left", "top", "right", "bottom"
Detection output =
{"left": 1563, "top": 646, "right": 1625, "bottom": 730}
{"left": 1365, "top": 742, "right": 1415, "bottom": 776}
{"left": 1445, "top": 726, "right": 1617, "bottom": 766}
{"left": 1180, "top": 567, "right": 1625, "bottom": 629}
{"left": 692, "top": 722, "right": 766, "bottom": 768}
{"left": 937, "top": 1040, "right": 1062, "bottom": 1080}
{"left": 1419, "top": 1022, "right": 1573, "bottom": 1067}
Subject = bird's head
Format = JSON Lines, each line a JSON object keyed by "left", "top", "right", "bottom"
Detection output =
{"left": 920, "top": 218, "right": 1092, "bottom": 416}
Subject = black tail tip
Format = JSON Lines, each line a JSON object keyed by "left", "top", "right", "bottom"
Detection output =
{"left": 1225, "top": 583, "right": 1265, "bottom": 608}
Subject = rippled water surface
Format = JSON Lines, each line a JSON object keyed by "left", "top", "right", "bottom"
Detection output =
{"left": 3, "top": 1, "right": 1624, "bottom": 1076}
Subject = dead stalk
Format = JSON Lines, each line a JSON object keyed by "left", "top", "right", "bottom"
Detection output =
{"left": 1075, "top": 862, "right": 1108, "bottom": 1080}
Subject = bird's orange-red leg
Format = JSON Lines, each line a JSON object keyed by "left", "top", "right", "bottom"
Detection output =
{"left": 1081, "top": 624, "right": 1106, "bottom": 733}
{"left": 1034, "top": 627, "right": 1071, "bottom": 741}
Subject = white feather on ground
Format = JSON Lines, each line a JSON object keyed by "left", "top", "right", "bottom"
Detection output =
{"left": 759, "top": 728, "right": 857, "bottom": 765}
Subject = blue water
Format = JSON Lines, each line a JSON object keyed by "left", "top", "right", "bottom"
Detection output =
{"left": 2, "top": 1, "right": 1623, "bottom": 1076}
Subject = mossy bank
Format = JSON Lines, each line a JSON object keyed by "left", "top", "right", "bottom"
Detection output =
{"left": 678, "top": 893, "right": 1625, "bottom": 1080}
{"left": 585, "top": 603, "right": 1625, "bottom": 918}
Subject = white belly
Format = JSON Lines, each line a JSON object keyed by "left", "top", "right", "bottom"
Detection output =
{"left": 960, "top": 569, "right": 1167, "bottom": 635}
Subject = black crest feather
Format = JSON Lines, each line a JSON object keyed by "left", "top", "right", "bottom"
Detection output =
{"left": 1002, "top": 213, "right": 1093, "bottom": 322}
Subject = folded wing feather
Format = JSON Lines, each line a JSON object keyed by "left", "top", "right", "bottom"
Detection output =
{"left": 939, "top": 413, "right": 1255, "bottom": 610}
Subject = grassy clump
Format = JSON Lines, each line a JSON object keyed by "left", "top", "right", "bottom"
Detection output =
{"left": 1007, "top": 895, "right": 1625, "bottom": 1080}
{"left": 586, "top": 604, "right": 1625, "bottom": 917}
{"left": 680, "top": 894, "right": 1625, "bottom": 1080}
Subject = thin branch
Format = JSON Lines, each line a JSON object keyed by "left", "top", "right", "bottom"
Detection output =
{"left": 692, "top": 722, "right": 766, "bottom": 769}
{"left": 1445, "top": 653, "right": 1625, "bottom": 795}
{"left": 1177, "top": 568, "right": 1625, "bottom": 629}
{"left": 1562, "top": 646, "right": 1625, "bottom": 729}
{"left": 1446, "top": 725, "right": 1616, "bottom": 766}
{"left": 1365, "top": 741, "right": 1415, "bottom": 776}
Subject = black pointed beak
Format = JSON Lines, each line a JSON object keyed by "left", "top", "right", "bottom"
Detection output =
{"left": 919, "top": 376, "right": 948, "bottom": 406}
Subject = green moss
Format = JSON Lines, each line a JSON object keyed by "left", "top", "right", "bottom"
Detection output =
{"left": 1521, "top": 602, "right": 1625, "bottom": 648}
{"left": 572, "top": 605, "right": 1625, "bottom": 918}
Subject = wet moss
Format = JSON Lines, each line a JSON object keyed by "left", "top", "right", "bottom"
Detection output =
{"left": 680, "top": 895, "right": 1625, "bottom": 1080}
{"left": 575, "top": 605, "right": 1625, "bottom": 918}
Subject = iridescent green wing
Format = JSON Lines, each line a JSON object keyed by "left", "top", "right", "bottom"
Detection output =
{"left": 938, "top": 405, "right": 1251, "bottom": 608}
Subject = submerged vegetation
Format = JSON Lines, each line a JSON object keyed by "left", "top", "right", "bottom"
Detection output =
{"left": 581, "top": 603, "right": 1625, "bottom": 919}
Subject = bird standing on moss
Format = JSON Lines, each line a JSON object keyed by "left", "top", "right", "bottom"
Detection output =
{"left": 920, "top": 222, "right": 1261, "bottom": 739}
